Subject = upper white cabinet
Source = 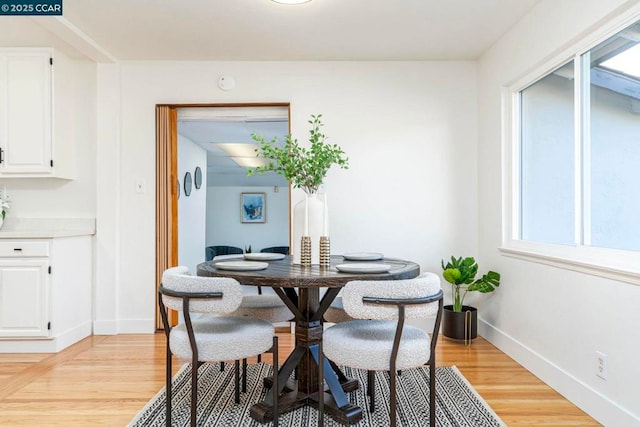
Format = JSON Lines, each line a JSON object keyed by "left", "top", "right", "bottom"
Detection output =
{"left": 0, "top": 48, "right": 75, "bottom": 179}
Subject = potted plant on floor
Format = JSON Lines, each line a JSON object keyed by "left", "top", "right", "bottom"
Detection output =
{"left": 441, "top": 256, "right": 500, "bottom": 342}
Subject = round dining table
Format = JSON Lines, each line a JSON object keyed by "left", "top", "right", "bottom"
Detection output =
{"left": 197, "top": 254, "right": 420, "bottom": 424}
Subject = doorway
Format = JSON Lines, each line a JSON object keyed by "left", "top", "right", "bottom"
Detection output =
{"left": 155, "top": 103, "right": 291, "bottom": 328}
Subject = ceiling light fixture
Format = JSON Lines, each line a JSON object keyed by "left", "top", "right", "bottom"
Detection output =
{"left": 215, "top": 143, "right": 272, "bottom": 169}
{"left": 271, "top": 0, "right": 312, "bottom": 4}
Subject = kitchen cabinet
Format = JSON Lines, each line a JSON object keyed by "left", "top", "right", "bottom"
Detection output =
{"left": 0, "top": 48, "right": 75, "bottom": 179}
{"left": 0, "top": 240, "right": 50, "bottom": 338}
{"left": 0, "top": 232, "right": 92, "bottom": 352}
{"left": 0, "top": 258, "right": 49, "bottom": 338}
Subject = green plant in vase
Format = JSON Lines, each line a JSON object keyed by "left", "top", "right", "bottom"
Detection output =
{"left": 249, "top": 114, "right": 349, "bottom": 264}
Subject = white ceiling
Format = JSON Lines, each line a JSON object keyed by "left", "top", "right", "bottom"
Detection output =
{"left": 0, "top": 1, "right": 540, "bottom": 187}
{"left": 179, "top": 119, "right": 290, "bottom": 187}
{"left": 1, "top": 0, "right": 538, "bottom": 61}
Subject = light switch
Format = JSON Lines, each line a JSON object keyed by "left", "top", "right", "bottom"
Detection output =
{"left": 135, "top": 179, "right": 146, "bottom": 194}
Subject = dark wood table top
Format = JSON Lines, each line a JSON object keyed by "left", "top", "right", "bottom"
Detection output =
{"left": 196, "top": 255, "right": 420, "bottom": 288}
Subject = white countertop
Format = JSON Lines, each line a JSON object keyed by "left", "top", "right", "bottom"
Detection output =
{"left": 0, "top": 218, "right": 96, "bottom": 238}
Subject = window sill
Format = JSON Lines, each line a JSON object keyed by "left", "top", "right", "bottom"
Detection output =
{"left": 499, "top": 242, "right": 640, "bottom": 286}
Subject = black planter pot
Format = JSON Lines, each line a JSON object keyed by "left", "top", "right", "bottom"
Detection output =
{"left": 442, "top": 305, "right": 478, "bottom": 341}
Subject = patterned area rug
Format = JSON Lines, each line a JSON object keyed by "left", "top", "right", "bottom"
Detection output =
{"left": 130, "top": 363, "right": 505, "bottom": 426}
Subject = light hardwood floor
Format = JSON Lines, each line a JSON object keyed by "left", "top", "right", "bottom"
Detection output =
{"left": 0, "top": 332, "right": 599, "bottom": 426}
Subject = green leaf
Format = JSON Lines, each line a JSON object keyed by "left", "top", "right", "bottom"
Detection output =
{"left": 248, "top": 115, "right": 348, "bottom": 194}
{"left": 468, "top": 271, "right": 501, "bottom": 293}
{"left": 443, "top": 268, "right": 462, "bottom": 284}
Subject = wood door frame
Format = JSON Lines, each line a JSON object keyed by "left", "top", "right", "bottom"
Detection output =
{"left": 155, "top": 102, "right": 291, "bottom": 329}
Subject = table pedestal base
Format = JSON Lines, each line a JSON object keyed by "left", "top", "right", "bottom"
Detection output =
{"left": 250, "top": 388, "right": 363, "bottom": 425}
{"left": 249, "top": 287, "right": 363, "bottom": 425}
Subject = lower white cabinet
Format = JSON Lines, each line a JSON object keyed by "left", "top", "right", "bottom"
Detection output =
{"left": 0, "top": 258, "right": 49, "bottom": 337}
{"left": 0, "top": 236, "right": 92, "bottom": 352}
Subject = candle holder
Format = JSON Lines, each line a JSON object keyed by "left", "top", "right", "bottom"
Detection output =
{"left": 300, "top": 236, "right": 312, "bottom": 267}
{"left": 319, "top": 236, "right": 330, "bottom": 268}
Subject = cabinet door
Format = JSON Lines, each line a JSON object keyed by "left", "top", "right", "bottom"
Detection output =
{"left": 0, "top": 259, "right": 49, "bottom": 338}
{"left": 0, "top": 51, "right": 52, "bottom": 176}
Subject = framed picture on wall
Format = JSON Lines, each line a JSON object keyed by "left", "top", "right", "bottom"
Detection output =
{"left": 241, "top": 192, "right": 266, "bottom": 223}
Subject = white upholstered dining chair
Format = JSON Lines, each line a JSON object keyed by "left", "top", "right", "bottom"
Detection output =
{"left": 323, "top": 295, "right": 355, "bottom": 323}
{"left": 211, "top": 254, "right": 293, "bottom": 379}
{"left": 159, "top": 266, "right": 280, "bottom": 427}
{"left": 322, "top": 273, "right": 443, "bottom": 427}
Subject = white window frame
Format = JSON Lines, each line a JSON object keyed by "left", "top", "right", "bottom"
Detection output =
{"left": 500, "top": 5, "right": 640, "bottom": 286}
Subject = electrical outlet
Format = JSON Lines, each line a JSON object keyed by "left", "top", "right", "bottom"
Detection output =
{"left": 596, "top": 351, "right": 608, "bottom": 380}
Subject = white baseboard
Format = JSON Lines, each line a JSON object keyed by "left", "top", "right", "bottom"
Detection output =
{"left": 0, "top": 321, "right": 91, "bottom": 353}
{"left": 54, "top": 321, "right": 92, "bottom": 351}
{"left": 479, "top": 318, "right": 640, "bottom": 426}
{"left": 93, "top": 318, "right": 155, "bottom": 334}
{"left": 116, "top": 318, "right": 156, "bottom": 334}
{"left": 93, "top": 319, "right": 118, "bottom": 335}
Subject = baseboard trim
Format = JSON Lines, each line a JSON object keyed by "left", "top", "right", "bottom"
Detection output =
{"left": 0, "top": 321, "right": 91, "bottom": 353}
{"left": 116, "top": 318, "right": 156, "bottom": 334}
{"left": 479, "top": 318, "right": 640, "bottom": 426}
{"left": 93, "top": 319, "right": 118, "bottom": 335}
{"left": 54, "top": 321, "right": 92, "bottom": 351}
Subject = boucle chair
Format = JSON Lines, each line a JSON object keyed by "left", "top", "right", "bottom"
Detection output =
{"left": 323, "top": 295, "right": 355, "bottom": 323}
{"left": 159, "top": 266, "right": 280, "bottom": 427}
{"left": 212, "top": 254, "right": 293, "bottom": 370}
{"left": 322, "top": 273, "right": 443, "bottom": 427}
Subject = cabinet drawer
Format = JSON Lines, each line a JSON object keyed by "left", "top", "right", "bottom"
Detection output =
{"left": 0, "top": 241, "right": 49, "bottom": 257}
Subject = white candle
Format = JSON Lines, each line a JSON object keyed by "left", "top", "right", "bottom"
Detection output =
{"left": 323, "top": 192, "right": 328, "bottom": 236}
{"left": 304, "top": 193, "right": 309, "bottom": 236}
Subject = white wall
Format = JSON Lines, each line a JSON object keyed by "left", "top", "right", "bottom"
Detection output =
{"left": 206, "top": 186, "right": 288, "bottom": 254}
{"left": 105, "top": 60, "right": 478, "bottom": 334}
{"left": 178, "top": 134, "right": 207, "bottom": 274}
{"left": 477, "top": 0, "right": 640, "bottom": 424}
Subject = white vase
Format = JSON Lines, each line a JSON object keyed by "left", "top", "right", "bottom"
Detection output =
{"left": 292, "top": 193, "right": 327, "bottom": 265}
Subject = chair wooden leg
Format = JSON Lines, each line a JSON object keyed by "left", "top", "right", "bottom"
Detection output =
{"left": 234, "top": 360, "right": 240, "bottom": 404}
{"left": 190, "top": 360, "right": 198, "bottom": 427}
{"left": 242, "top": 358, "right": 248, "bottom": 393}
{"left": 272, "top": 336, "right": 279, "bottom": 427}
{"left": 318, "top": 341, "right": 324, "bottom": 427}
{"left": 430, "top": 362, "right": 436, "bottom": 426}
{"left": 367, "top": 370, "right": 376, "bottom": 412}
{"left": 220, "top": 361, "right": 225, "bottom": 372}
{"left": 257, "top": 354, "right": 262, "bottom": 363}
{"left": 165, "top": 346, "right": 172, "bottom": 427}
{"left": 389, "top": 370, "right": 397, "bottom": 427}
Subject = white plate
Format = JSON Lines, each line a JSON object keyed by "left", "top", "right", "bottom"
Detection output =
{"left": 214, "top": 261, "right": 269, "bottom": 271}
{"left": 244, "top": 253, "right": 285, "bottom": 261}
{"left": 336, "top": 263, "right": 391, "bottom": 274}
{"left": 343, "top": 252, "right": 384, "bottom": 261}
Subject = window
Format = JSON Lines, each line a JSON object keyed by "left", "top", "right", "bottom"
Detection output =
{"left": 505, "top": 17, "right": 640, "bottom": 278}
{"left": 520, "top": 61, "right": 575, "bottom": 246}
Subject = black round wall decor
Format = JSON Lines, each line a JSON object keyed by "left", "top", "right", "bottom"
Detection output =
{"left": 184, "top": 172, "right": 192, "bottom": 196}
{"left": 194, "top": 166, "right": 202, "bottom": 189}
